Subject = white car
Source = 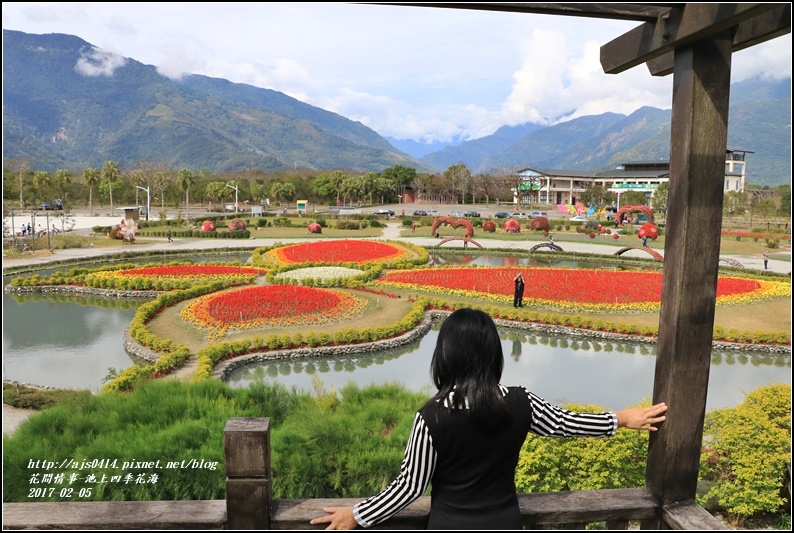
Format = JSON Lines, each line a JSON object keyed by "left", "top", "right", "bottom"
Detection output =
{"left": 449, "top": 210, "right": 465, "bottom": 217}
{"left": 511, "top": 212, "right": 529, "bottom": 219}
{"left": 569, "top": 215, "right": 589, "bottom": 222}
{"left": 427, "top": 210, "right": 440, "bottom": 216}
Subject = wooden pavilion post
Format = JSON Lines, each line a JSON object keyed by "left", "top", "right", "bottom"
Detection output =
{"left": 645, "top": 32, "right": 733, "bottom": 505}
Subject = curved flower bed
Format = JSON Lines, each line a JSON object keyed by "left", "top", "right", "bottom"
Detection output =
{"left": 374, "top": 267, "right": 790, "bottom": 313}
{"left": 261, "top": 240, "right": 415, "bottom": 266}
{"left": 180, "top": 285, "right": 368, "bottom": 342}
{"left": 86, "top": 264, "right": 266, "bottom": 290}
{"left": 273, "top": 266, "right": 365, "bottom": 282}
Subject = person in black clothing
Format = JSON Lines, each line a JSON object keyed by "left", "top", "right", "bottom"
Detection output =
{"left": 310, "top": 308, "right": 667, "bottom": 530}
{"left": 167, "top": 229, "right": 173, "bottom": 242}
{"left": 513, "top": 273, "right": 525, "bottom": 308}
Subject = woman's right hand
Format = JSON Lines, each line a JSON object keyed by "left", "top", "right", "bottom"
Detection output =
{"left": 616, "top": 403, "right": 667, "bottom": 431}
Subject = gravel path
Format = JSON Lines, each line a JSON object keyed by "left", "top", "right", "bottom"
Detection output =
{"left": 3, "top": 403, "right": 36, "bottom": 436}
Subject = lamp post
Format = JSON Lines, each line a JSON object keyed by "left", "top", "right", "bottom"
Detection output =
{"left": 225, "top": 183, "right": 239, "bottom": 214}
{"left": 135, "top": 185, "right": 150, "bottom": 221}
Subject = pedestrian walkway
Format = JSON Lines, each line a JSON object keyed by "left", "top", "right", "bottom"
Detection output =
{"left": 2, "top": 221, "right": 790, "bottom": 274}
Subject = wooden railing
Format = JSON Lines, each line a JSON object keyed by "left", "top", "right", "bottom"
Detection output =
{"left": 2, "top": 418, "right": 727, "bottom": 530}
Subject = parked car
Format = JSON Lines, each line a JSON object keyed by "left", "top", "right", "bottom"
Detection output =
{"left": 413, "top": 210, "right": 428, "bottom": 216}
{"left": 373, "top": 209, "right": 395, "bottom": 216}
{"left": 463, "top": 210, "right": 481, "bottom": 217}
{"left": 494, "top": 211, "right": 511, "bottom": 218}
{"left": 39, "top": 202, "right": 52, "bottom": 210}
{"left": 53, "top": 199, "right": 64, "bottom": 210}
{"left": 529, "top": 211, "right": 547, "bottom": 218}
{"left": 449, "top": 210, "right": 465, "bottom": 217}
{"left": 511, "top": 212, "right": 528, "bottom": 219}
{"left": 569, "top": 215, "right": 589, "bottom": 222}
{"left": 427, "top": 210, "right": 440, "bottom": 216}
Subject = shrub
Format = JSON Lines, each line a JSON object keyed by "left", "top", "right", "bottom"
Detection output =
{"left": 483, "top": 221, "right": 496, "bottom": 233}
{"left": 308, "top": 222, "right": 322, "bottom": 234}
{"left": 699, "top": 384, "right": 791, "bottom": 520}
{"left": 228, "top": 218, "right": 247, "bottom": 231}
{"left": 201, "top": 220, "right": 216, "bottom": 232}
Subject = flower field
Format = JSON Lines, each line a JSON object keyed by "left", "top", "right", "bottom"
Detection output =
{"left": 114, "top": 264, "right": 267, "bottom": 279}
{"left": 263, "top": 240, "right": 414, "bottom": 265}
{"left": 374, "top": 267, "right": 789, "bottom": 313}
{"left": 180, "top": 285, "right": 368, "bottom": 341}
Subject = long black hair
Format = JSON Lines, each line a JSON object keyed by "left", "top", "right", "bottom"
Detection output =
{"left": 426, "top": 308, "right": 510, "bottom": 430}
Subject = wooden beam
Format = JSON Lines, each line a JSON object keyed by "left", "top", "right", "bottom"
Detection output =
{"left": 601, "top": 3, "right": 779, "bottom": 74}
{"left": 647, "top": 4, "right": 792, "bottom": 76}
{"left": 371, "top": 3, "right": 672, "bottom": 21}
{"left": 645, "top": 32, "right": 733, "bottom": 505}
{"left": 662, "top": 500, "right": 729, "bottom": 530}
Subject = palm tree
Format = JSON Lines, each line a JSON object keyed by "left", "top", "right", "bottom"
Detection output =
{"left": 177, "top": 168, "right": 196, "bottom": 223}
{"left": 82, "top": 168, "right": 100, "bottom": 215}
{"left": 101, "top": 161, "right": 120, "bottom": 216}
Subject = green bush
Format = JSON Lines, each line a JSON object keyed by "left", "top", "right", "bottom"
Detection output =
{"left": 699, "top": 383, "right": 791, "bottom": 519}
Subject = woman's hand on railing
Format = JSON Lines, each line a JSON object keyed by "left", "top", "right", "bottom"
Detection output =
{"left": 310, "top": 506, "right": 358, "bottom": 530}
{"left": 616, "top": 402, "right": 667, "bottom": 431}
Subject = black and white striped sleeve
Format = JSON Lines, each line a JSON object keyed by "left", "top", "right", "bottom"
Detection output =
{"left": 523, "top": 387, "right": 618, "bottom": 438}
{"left": 353, "top": 411, "right": 436, "bottom": 528}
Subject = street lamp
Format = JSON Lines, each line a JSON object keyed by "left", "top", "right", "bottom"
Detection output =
{"left": 225, "top": 183, "right": 239, "bottom": 214}
{"left": 135, "top": 186, "right": 150, "bottom": 221}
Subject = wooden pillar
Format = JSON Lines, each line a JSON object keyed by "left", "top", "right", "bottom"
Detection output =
{"left": 646, "top": 32, "right": 733, "bottom": 506}
{"left": 224, "top": 417, "right": 271, "bottom": 529}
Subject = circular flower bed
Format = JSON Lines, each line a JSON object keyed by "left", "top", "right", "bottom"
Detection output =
{"left": 181, "top": 285, "right": 368, "bottom": 340}
{"left": 274, "top": 266, "right": 365, "bottom": 282}
{"left": 263, "top": 240, "right": 414, "bottom": 266}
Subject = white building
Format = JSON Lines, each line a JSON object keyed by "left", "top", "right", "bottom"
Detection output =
{"left": 515, "top": 147, "right": 752, "bottom": 207}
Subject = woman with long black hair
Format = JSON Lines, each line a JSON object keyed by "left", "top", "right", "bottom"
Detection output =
{"left": 310, "top": 308, "right": 667, "bottom": 530}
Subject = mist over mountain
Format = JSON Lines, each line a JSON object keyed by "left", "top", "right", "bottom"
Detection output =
{"left": 3, "top": 29, "right": 790, "bottom": 186}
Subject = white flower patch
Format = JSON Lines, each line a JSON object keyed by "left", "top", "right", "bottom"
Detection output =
{"left": 274, "top": 266, "right": 365, "bottom": 281}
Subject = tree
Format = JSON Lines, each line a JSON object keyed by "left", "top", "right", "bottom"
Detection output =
{"left": 777, "top": 185, "right": 790, "bottom": 217}
{"left": 177, "top": 168, "right": 196, "bottom": 223}
{"left": 153, "top": 170, "right": 170, "bottom": 212}
{"left": 443, "top": 164, "right": 472, "bottom": 204}
{"left": 722, "top": 191, "right": 747, "bottom": 219}
{"left": 270, "top": 181, "right": 296, "bottom": 206}
{"left": 101, "top": 161, "right": 120, "bottom": 216}
{"left": 580, "top": 185, "right": 616, "bottom": 211}
{"left": 471, "top": 173, "right": 502, "bottom": 207}
{"left": 32, "top": 171, "right": 51, "bottom": 204}
{"left": 52, "top": 169, "right": 72, "bottom": 206}
{"left": 82, "top": 167, "right": 100, "bottom": 215}
{"left": 313, "top": 170, "right": 349, "bottom": 205}
{"left": 204, "top": 181, "right": 227, "bottom": 208}
{"left": 620, "top": 190, "right": 648, "bottom": 207}
{"left": 250, "top": 181, "right": 267, "bottom": 208}
{"left": 7, "top": 157, "right": 31, "bottom": 209}
{"left": 650, "top": 182, "right": 668, "bottom": 219}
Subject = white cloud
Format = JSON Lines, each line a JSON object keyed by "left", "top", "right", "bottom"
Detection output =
{"left": 74, "top": 47, "right": 127, "bottom": 77}
{"left": 4, "top": 2, "right": 791, "bottom": 145}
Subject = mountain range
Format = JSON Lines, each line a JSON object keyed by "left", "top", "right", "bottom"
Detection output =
{"left": 2, "top": 29, "right": 790, "bottom": 186}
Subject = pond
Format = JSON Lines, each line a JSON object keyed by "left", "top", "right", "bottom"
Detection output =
{"left": 2, "top": 252, "right": 789, "bottom": 409}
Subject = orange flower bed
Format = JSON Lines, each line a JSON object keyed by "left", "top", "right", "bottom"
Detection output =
{"left": 264, "top": 240, "right": 413, "bottom": 265}
{"left": 182, "top": 285, "right": 368, "bottom": 331}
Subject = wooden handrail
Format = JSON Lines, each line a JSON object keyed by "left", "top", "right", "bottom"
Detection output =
{"left": 1, "top": 417, "right": 726, "bottom": 530}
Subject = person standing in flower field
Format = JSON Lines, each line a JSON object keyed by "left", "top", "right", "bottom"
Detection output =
{"left": 513, "top": 273, "right": 525, "bottom": 308}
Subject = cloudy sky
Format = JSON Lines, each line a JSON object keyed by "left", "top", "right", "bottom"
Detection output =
{"left": 3, "top": 2, "right": 791, "bottom": 145}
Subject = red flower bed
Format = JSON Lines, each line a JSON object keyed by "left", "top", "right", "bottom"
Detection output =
{"left": 187, "top": 285, "right": 365, "bottom": 328}
{"left": 266, "top": 240, "right": 412, "bottom": 265}
{"left": 378, "top": 267, "right": 762, "bottom": 305}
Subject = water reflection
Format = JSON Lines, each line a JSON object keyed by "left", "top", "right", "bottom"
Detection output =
{"left": 225, "top": 323, "right": 790, "bottom": 413}
{"left": 2, "top": 252, "right": 789, "bottom": 407}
